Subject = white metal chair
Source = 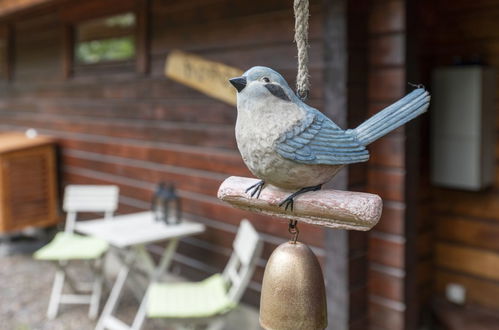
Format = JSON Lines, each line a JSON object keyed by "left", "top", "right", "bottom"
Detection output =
{"left": 34, "top": 185, "right": 119, "bottom": 319}
{"left": 130, "top": 219, "right": 263, "bottom": 330}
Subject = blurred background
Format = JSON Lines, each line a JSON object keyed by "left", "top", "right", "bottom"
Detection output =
{"left": 0, "top": 0, "right": 498, "bottom": 329}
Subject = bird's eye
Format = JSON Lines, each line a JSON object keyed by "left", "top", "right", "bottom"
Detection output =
{"left": 262, "top": 77, "right": 270, "bottom": 83}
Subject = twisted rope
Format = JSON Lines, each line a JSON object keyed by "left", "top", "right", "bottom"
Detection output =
{"left": 294, "top": 0, "right": 310, "bottom": 101}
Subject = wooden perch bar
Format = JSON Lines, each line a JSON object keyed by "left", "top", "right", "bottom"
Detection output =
{"left": 218, "top": 176, "right": 383, "bottom": 231}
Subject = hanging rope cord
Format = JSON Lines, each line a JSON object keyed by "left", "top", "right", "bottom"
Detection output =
{"left": 294, "top": 0, "right": 310, "bottom": 101}
{"left": 288, "top": 0, "right": 310, "bottom": 243}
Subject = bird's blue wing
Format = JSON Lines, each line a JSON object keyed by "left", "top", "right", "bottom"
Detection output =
{"left": 276, "top": 112, "right": 369, "bottom": 165}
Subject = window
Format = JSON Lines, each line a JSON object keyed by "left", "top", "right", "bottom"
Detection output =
{"left": 74, "top": 12, "right": 136, "bottom": 65}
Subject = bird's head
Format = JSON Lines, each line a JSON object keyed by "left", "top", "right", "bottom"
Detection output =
{"left": 229, "top": 66, "right": 296, "bottom": 103}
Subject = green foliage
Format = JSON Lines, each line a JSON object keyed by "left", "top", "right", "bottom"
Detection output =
{"left": 75, "top": 36, "right": 135, "bottom": 64}
{"left": 105, "top": 13, "right": 135, "bottom": 27}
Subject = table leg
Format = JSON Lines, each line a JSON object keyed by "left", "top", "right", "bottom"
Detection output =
{"left": 95, "top": 249, "right": 137, "bottom": 330}
{"left": 130, "top": 239, "right": 179, "bottom": 330}
{"left": 126, "top": 245, "right": 155, "bottom": 301}
{"left": 153, "top": 238, "right": 179, "bottom": 280}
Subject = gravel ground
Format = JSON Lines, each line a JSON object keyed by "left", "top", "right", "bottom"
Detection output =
{"left": 0, "top": 253, "right": 261, "bottom": 330}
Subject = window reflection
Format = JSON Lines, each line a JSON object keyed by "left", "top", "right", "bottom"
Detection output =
{"left": 75, "top": 13, "right": 136, "bottom": 65}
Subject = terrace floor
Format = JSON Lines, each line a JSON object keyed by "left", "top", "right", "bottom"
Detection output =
{"left": 0, "top": 250, "right": 262, "bottom": 330}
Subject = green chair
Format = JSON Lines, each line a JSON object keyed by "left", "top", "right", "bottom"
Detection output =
{"left": 34, "top": 185, "right": 119, "bottom": 319}
{"left": 130, "top": 219, "right": 263, "bottom": 330}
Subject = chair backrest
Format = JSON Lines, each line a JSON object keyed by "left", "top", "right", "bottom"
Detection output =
{"left": 63, "top": 185, "right": 119, "bottom": 233}
{"left": 222, "top": 219, "right": 263, "bottom": 303}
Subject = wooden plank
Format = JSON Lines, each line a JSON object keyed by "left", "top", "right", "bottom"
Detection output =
{"left": 151, "top": 0, "right": 292, "bottom": 27}
{"left": 0, "top": 132, "right": 55, "bottom": 153}
{"left": 0, "top": 0, "right": 57, "bottom": 17}
{"left": 62, "top": 152, "right": 225, "bottom": 197}
{"left": 369, "top": 0, "right": 405, "bottom": 34}
{"left": 369, "top": 33, "right": 405, "bottom": 67}
{"left": 369, "top": 235, "right": 405, "bottom": 269}
{"left": 59, "top": 138, "right": 249, "bottom": 176}
{"left": 151, "top": 5, "right": 323, "bottom": 53}
{"left": 0, "top": 98, "right": 238, "bottom": 125}
{"left": 59, "top": 0, "right": 135, "bottom": 22}
{"left": 436, "top": 216, "right": 499, "bottom": 251}
{"left": 0, "top": 113, "right": 237, "bottom": 150}
{"left": 150, "top": 41, "right": 325, "bottom": 75}
{"left": 374, "top": 202, "right": 405, "bottom": 236}
{"left": 435, "top": 270, "right": 499, "bottom": 311}
{"left": 368, "top": 133, "right": 405, "bottom": 168}
{"left": 434, "top": 7, "right": 499, "bottom": 43}
{"left": 435, "top": 243, "right": 499, "bottom": 281}
{"left": 367, "top": 167, "right": 405, "bottom": 202}
{"left": 369, "top": 268, "right": 404, "bottom": 302}
{"left": 433, "top": 189, "right": 499, "bottom": 220}
{"left": 368, "top": 67, "right": 406, "bottom": 102}
{"left": 369, "top": 300, "right": 404, "bottom": 330}
{"left": 435, "top": 0, "right": 499, "bottom": 12}
{"left": 165, "top": 50, "right": 243, "bottom": 105}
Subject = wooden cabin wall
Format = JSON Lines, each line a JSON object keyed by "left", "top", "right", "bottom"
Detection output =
{"left": 417, "top": 0, "right": 499, "bottom": 317}
{"left": 0, "top": 0, "right": 427, "bottom": 327}
{"left": 0, "top": 0, "right": 328, "bottom": 305}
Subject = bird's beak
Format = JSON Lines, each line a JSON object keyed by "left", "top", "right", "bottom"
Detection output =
{"left": 229, "top": 76, "right": 247, "bottom": 93}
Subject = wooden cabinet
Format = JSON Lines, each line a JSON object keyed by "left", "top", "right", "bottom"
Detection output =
{"left": 0, "top": 133, "right": 59, "bottom": 233}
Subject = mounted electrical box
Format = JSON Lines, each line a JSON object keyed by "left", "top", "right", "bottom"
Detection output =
{"left": 431, "top": 66, "right": 496, "bottom": 190}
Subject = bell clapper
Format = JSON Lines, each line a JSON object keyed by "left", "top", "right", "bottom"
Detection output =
{"left": 288, "top": 219, "right": 299, "bottom": 244}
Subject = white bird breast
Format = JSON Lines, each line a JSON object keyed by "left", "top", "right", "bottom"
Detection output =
{"left": 235, "top": 89, "right": 342, "bottom": 190}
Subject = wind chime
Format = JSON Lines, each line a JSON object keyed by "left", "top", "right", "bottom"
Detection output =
{"left": 219, "top": 0, "right": 430, "bottom": 329}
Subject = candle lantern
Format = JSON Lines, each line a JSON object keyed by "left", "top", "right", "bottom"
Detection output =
{"left": 152, "top": 182, "right": 181, "bottom": 225}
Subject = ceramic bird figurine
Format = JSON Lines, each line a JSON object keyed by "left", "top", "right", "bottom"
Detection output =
{"left": 229, "top": 66, "right": 430, "bottom": 210}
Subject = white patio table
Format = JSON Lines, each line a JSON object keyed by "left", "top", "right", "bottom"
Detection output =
{"left": 75, "top": 211, "right": 206, "bottom": 330}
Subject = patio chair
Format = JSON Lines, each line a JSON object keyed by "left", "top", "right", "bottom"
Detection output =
{"left": 131, "top": 219, "right": 263, "bottom": 330}
{"left": 34, "top": 185, "right": 119, "bottom": 320}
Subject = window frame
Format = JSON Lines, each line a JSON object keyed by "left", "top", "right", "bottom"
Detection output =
{"left": 62, "top": 0, "right": 148, "bottom": 78}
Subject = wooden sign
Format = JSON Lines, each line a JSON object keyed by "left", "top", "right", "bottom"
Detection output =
{"left": 165, "top": 50, "right": 243, "bottom": 105}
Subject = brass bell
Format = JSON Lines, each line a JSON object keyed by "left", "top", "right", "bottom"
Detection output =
{"left": 260, "top": 241, "right": 327, "bottom": 330}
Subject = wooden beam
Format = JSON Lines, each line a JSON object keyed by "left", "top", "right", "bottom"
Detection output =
{"left": 0, "top": 0, "right": 55, "bottom": 17}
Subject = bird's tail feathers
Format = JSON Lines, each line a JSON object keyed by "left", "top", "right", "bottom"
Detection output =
{"left": 352, "top": 88, "right": 430, "bottom": 146}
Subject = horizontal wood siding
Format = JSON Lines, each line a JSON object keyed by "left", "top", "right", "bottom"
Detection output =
{"left": 0, "top": 0, "right": 327, "bottom": 304}
{"left": 418, "top": 0, "right": 499, "bottom": 316}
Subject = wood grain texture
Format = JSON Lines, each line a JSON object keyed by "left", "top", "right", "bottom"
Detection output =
{"left": 369, "top": 268, "right": 403, "bottom": 302}
{"left": 435, "top": 243, "right": 499, "bottom": 281}
{"left": 0, "top": 0, "right": 327, "bottom": 308}
{"left": 435, "top": 270, "right": 499, "bottom": 311}
{"left": 436, "top": 216, "right": 499, "bottom": 251}
{"left": 218, "top": 176, "right": 383, "bottom": 231}
{"left": 418, "top": 0, "right": 499, "bottom": 317}
{"left": 366, "top": 2, "right": 410, "bottom": 327}
{"left": 0, "top": 134, "right": 59, "bottom": 233}
{"left": 369, "top": 301, "right": 404, "bottom": 330}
